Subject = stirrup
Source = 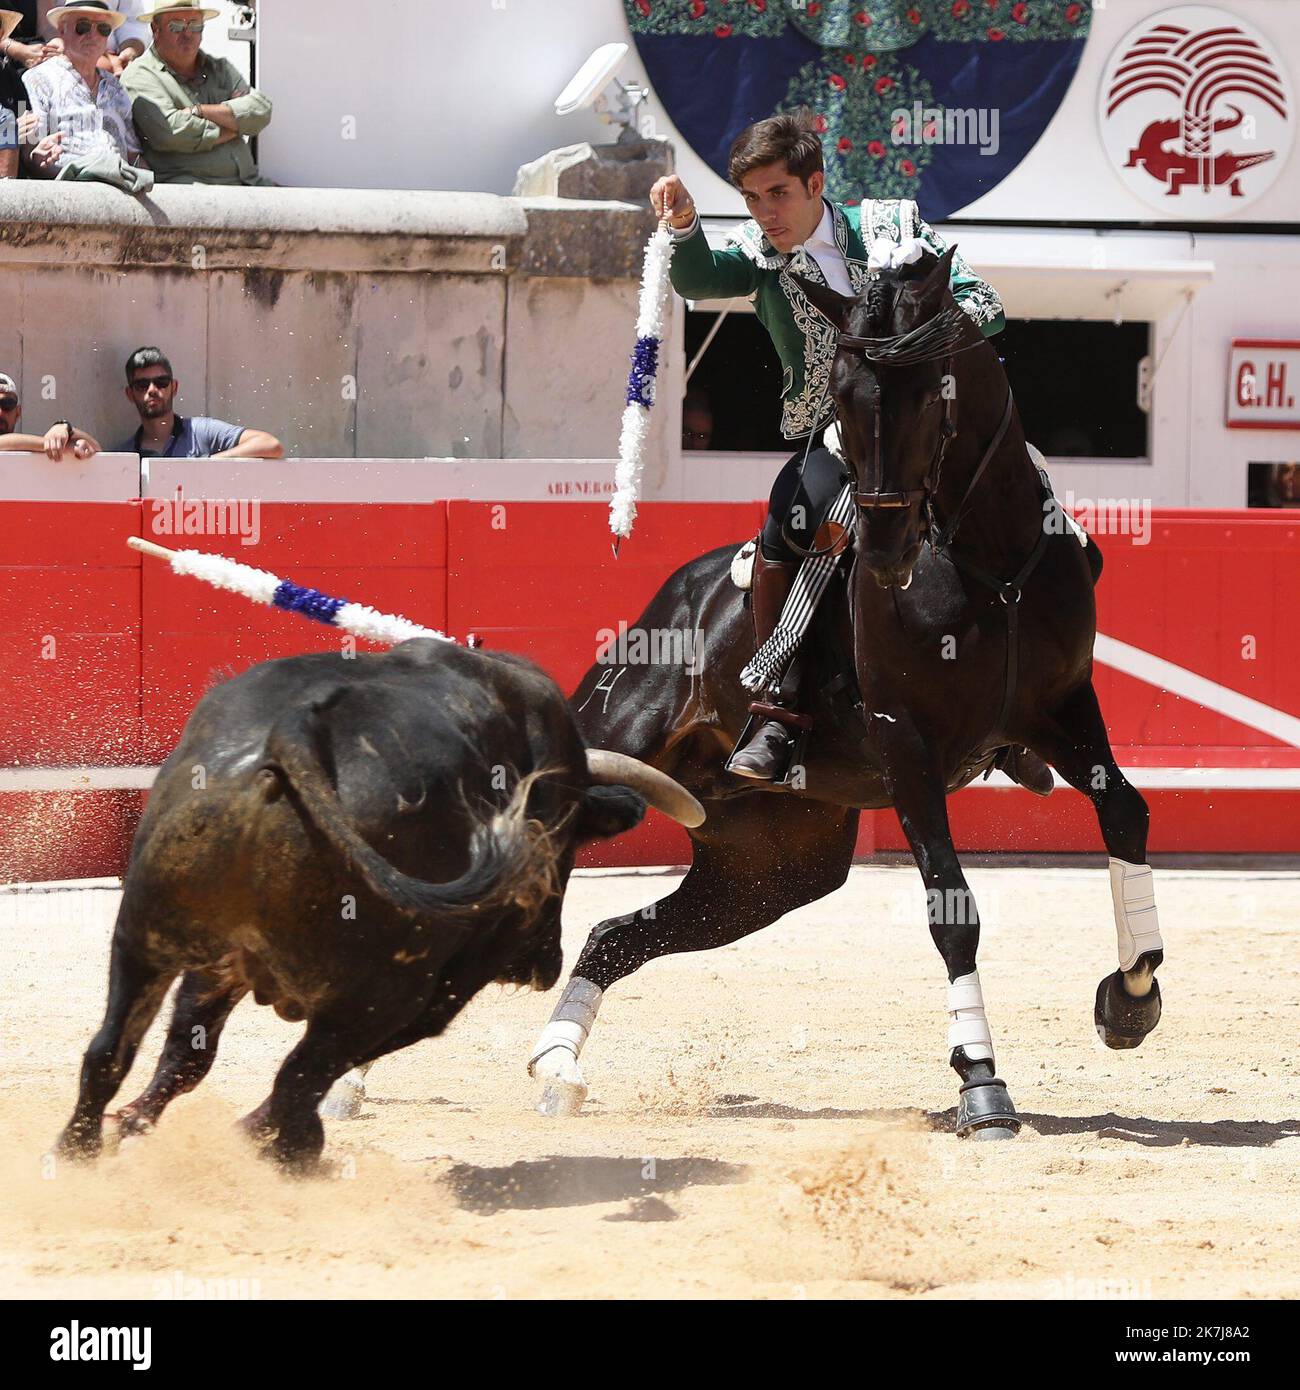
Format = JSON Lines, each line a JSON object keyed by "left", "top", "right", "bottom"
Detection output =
{"left": 726, "top": 711, "right": 809, "bottom": 786}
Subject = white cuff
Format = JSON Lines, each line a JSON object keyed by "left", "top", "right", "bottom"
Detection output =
{"left": 1109, "top": 858, "right": 1163, "bottom": 972}
{"left": 668, "top": 211, "right": 700, "bottom": 241}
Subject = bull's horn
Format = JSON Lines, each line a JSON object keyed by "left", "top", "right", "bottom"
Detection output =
{"left": 585, "top": 750, "right": 706, "bottom": 829}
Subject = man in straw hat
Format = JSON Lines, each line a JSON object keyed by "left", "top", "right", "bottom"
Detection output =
{"left": 21, "top": 2, "right": 152, "bottom": 190}
{"left": 121, "top": 0, "right": 272, "bottom": 186}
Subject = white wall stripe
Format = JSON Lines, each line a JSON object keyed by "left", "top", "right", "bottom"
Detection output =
{"left": 1094, "top": 633, "right": 1300, "bottom": 751}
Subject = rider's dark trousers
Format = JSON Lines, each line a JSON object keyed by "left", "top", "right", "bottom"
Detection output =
{"left": 759, "top": 430, "right": 850, "bottom": 562}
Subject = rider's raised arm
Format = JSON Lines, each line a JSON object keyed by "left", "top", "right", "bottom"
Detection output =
{"left": 667, "top": 215, "right": 761, "bottom": 303}
{"left": 913, "top": 209, "right": 1006, "bottom": 338}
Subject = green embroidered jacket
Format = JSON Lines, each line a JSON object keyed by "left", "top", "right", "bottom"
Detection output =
{"left": 670, "top": 198, "right": 1005, "bottom": 440}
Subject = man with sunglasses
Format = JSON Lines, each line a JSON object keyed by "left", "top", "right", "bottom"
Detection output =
{"left": 117, "top": 348, "right": 283, "bottom": 460}
{"left": 0, "top": 372, "right": 104, "bottom": 458}
{"left": 120, "top": 0, "right": 271, "bottom": 186}
{"left": 21, "top": 2, "right": 151, "bottom": 189}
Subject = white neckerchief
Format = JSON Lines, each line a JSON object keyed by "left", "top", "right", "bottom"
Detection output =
{"left": 799, "top": 202, "right": 853, "bottom": 297}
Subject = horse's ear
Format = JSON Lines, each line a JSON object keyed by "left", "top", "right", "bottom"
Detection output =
{"left": 925, "top": 242, "right": 959, "bottom": 286}
{"left": 789, "top": 273, "right": 855, "bottom": 331}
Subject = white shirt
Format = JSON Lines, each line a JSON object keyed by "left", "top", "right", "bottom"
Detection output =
{"left": 799, "top": 202, "right": 853, "bottom": 297}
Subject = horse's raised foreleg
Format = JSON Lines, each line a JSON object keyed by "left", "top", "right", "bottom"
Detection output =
{"left": 528, "top": 795, "right": 860, "bottom": 1117}
{"left": 880, "top": 721, "right": 1020, "bottom": 1140}
{"left": 1030, "top": 679, "right": 1164, "bottom": 1049}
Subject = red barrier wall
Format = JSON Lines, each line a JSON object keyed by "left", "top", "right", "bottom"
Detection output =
{"left": 2, "top": 478, "right": 1299, "bottom": 882}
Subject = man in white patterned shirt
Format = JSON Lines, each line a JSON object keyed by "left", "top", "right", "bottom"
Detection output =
{"left": 22, "top": 1, "right": 150, "bottom": 188}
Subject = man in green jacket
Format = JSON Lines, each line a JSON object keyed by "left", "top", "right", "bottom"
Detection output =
{"left": 120, "top": 0, "right": 271, "bottom": 185}
{"left": 651, "top": 111, "right": 1049, "bottom": 792}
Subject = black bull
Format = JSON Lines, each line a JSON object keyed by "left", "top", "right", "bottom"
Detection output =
{"left": 56, "top": 639, "right": 701, "bottom": 1169}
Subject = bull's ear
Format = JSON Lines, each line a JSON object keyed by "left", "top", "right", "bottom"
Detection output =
{"left": 575, "top": 785, "right": 646, "bottom": 841}
{"left": 789, "top": 273, "right": 855, "bottom": 331}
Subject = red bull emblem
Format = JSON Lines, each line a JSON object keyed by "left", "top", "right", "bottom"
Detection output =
{"left": 1100, "top": 5, "right": 1292, "bottom": 214}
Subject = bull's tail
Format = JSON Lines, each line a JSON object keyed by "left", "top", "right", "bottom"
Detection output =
{"left": 259, "top": 690, "right": 565, "bottom": 930}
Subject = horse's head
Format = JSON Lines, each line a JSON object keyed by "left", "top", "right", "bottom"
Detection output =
{"left": 793, "top": 244, "right": 966, "bottom": 589}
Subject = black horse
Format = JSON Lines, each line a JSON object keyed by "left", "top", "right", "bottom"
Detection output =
{"left": 527, "top": 246, "right": 1165, "bottom": 1138}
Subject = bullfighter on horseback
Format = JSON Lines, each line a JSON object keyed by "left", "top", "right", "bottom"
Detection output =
{"left": 652, "top": 111, "right": 1051, "bottom": 793}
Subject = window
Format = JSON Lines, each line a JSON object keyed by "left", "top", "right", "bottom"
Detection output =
{"left": 997, "top": 319, "right": 1150, "bottom": 461}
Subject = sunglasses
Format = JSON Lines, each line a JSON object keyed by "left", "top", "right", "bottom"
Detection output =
{"left": 165, "top": 18, "right": 206, "bottom": 32}
{"left": 130, "top": 374, "right": 173, "bottom": 392}
{"left": 73, "top": 19, "right": 114, "bottom": 36}
{"left": 0, "top": 395, "right": 18, "bottom": 411}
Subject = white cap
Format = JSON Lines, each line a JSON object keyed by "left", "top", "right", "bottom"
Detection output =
{"left": 0, "top": 373, "right": 18, "bottom": 396}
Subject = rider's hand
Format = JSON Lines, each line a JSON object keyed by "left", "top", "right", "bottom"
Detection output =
{"left": 649, "top": 175, "right": 696, "bottom": 230}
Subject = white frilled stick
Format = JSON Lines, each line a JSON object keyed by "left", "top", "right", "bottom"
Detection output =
{"left": 609, "top": 210, "right": 675, "bottom": 554}
{"left": 127, "top": 537, "right": 452, "bottom": 647}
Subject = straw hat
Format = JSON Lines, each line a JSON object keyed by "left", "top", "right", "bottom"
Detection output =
{"left": 47, "top": 3, "right": 127, "bottom": 30}
{"left": 135, "top": 0, "right": 220, "bottom": 22}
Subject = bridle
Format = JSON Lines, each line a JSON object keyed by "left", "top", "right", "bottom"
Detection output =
{"left": 836, "top": 302, "right": 1010, "bottom": 543}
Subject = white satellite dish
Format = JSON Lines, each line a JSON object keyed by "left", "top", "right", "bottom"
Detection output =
{"left": 555, "top": 42, "right": 648, "bottom": 137}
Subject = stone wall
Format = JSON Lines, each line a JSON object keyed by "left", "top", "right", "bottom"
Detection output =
{"left": 0, "top": 183, "right": 681, "bottom": 465}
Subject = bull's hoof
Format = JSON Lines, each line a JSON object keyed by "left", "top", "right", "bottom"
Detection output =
{"left": 319, "top": 1074, "right": 366, "bottom": 1121}
{"left": 532, "top": 1046, "right": 587, "bottom": 1118}
{"left": 54, "top": 1121, "right": 103, "bottom": 1163}
{"left": 1095, "top": 968, "right": 1162, "bottom": 1050}
{"left": 955, "top": 1077, "right": 1020, "bottom": 1140}
{"left": 114, "top": 1104, "right": 155, "bottom": 1139}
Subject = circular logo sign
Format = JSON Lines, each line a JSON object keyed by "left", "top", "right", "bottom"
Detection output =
{"left": 1100, "top": 5, "right": 1293, "bottom": 215}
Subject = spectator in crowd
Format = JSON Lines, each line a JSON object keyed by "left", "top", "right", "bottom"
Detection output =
{"left": 21, "top": 2, "right": 153, "bottom": 191}
{"left": 121, "top": 1, "right": 273, "bottom": 186}
{"left": 1, "top": 10, "right": 26, "bottom": 177}
{"left": 0, "top": 372, "right": 104, "bottom": 456}
{"left": 1263, "top": 463, "right": 1300, "bottom": 509}
{"left": 101, "top": 0, "right": 146, "bottom": 73}
{"left": 0, "top": 2, "right": 58, "bottom": 68}
{"left": 118, "top": 348, "right": 284, "bottom": 459}
{"left": 681, "top": 387, "right": 714, "bottom": 451}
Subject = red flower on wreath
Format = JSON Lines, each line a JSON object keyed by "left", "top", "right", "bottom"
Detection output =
{"left": 808, "top": 1, "right": 821, "bottom": 14}
{"left": 862, "top": 53, "right": 876, "bottom": 66}
{"left": 952, "top": 0, "right": 969, "bottom": 15}
{"left": 635, "top": 0, "right": 650, "bottom": 16}
{"left": 900, "top": 159, "right": 917, "bottom": 176}
{"left": 868, "top": 139, "right": 886, "bottom": 158}
{"left": 828, "top": 72, "right": 847, "bottom": 90}
{"left": 845, "top": 52, "right": 856, "bottom": 64}
{"left": 1011, "top": 2, "right": 1028, "bottom": 21}
{"left": 715, "top": 24, "right": 733, "bottom": 37}
{"left": 874, "top": 76, "right": 894, "bottom": 95}
{"left": 689, "top": 0, "right": 705, "bottom": 16}
{"left": 838, "top": 136, "right": 853, "bottom": 152}
{"left": 988, "top": 27, "right": 1005, "bottom": 39}
{"left": 812, "top": 113, "right": 828, "bottom": 133}
{"left": 907, "top": 7, "right": 922, "bottom": 22}
{"left": 751, "top": 0, "right": 767, "bottom": 11}
{"left": 1065, "top": 1, "right": 1082, "bottom": 19}
{"left": 854, "top": 9, "right": 870, "bottom": 23}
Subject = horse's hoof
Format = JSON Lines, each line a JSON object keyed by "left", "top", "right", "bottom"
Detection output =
{"left": 532, "top": 1046, "right": 587, "bottom": 1118}
{"left": 955, "top": 1077, "right": 1021, "bottom": 1139}
{"left": 319, "top": 1077, "right": 365, "bottom": 1121}
{"left": 1094, "top": 969, "right": 1162, "bottom": 1050}
{"left": 54, "top": 1124, "right": 102, "bottom": 1163}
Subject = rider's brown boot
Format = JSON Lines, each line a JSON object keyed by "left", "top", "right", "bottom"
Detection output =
{"left": 728, "top": 553, "right": 805, "bottom": 782}
{"left": 1005, "top": 746, "right": 1054, "bottom": 797}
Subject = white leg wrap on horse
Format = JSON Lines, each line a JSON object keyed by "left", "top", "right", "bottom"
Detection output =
{"left": 1109, "top": 857, "right": 1163, "bottom": 972}
{"left": 527, "top": 977, "right": 603, "bottom": 1075}
{"left": 947, "top": 971, "right": 994, "bottom": 1064}
{"left": 319, "top": 1061, "right": 374, "bottom": 1120}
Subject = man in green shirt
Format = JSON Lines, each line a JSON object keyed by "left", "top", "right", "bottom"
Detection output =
{"left": 120, "top": 0, "right": 271, "bottom": 185}
{"left": 651, "top": 112, "right": 1050, "bottom": 793}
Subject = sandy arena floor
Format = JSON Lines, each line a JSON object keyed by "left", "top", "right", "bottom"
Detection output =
{"left": 2, "top": 863, "right": 1298, "bottom": 1300}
